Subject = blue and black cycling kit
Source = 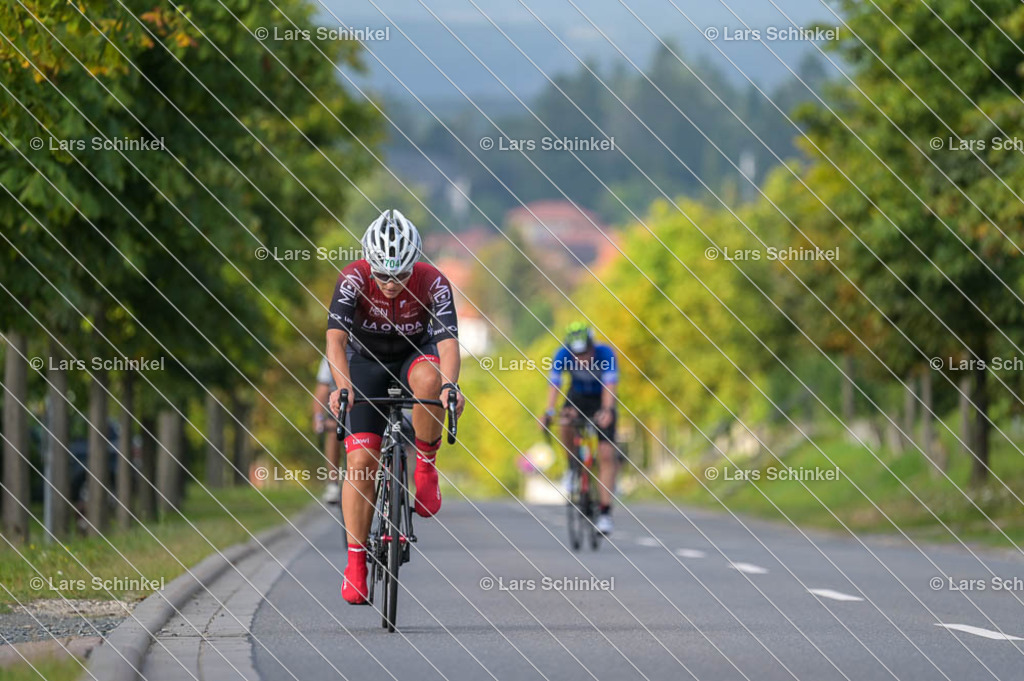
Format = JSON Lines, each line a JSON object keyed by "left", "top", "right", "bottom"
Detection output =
{"left": 548, "top": 344, "right": 618, "bottom": 397}
{"left": 549, "top": 343, "right": 618, "bottom": 443}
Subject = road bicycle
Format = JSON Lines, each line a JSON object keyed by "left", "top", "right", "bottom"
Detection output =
{"left": 547, "top": 410, "right": 602, "bottom": 552}
{"left": 336, "top": 383, "right": 457, "bottom": 632}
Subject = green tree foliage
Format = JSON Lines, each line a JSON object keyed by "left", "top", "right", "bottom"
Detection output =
{"left": 794, "top": 0, "right": 1024, "bottom": 480}
{"left": 0, "top": 0, "right": 379, "bottom": 461}
{"left": 460, "top": 1, "right": 1024, "bottom": 492}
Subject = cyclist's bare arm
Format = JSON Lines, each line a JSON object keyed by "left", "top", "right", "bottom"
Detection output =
{"left": 436, "top": 337, "right": 464, "bottom": 416}
{"left": 326, "top": 328, "right": 353, "bottom": 414}
{"left": 545, "top": 375, "right": 562, "bottom": 414}
{"left": 600, "top": 380, "right": 617, "bottom": 411}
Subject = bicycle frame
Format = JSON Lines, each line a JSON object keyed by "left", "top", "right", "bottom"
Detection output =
{"left": 335, "top": 384, "right": 457, "bottom": 631}
{"left": 366, "top": 400, "right": 414, "bottom": 617}
{"left": 562, "top": 413, "right": 602, "bottom": 552}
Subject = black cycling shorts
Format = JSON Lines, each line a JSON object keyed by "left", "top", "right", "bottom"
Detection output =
{"left": 563, "top": 393, "right": 616, "bottom": 443}
{"left": 344, "top": 344, "right": 438, "bottom": 452}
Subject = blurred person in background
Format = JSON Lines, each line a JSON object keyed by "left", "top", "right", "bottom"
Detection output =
{"left": 313, "top": 357, "right": 341, "bottom": 504}
{"left": 542, "top": 322, "right": 620, "bottom": 535}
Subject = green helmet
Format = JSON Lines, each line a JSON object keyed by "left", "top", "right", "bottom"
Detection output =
{"left": 565, "top": 322, "right": 593, "bottom": 353}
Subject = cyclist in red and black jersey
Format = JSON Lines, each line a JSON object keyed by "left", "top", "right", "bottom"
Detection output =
{"left": 325, "top": 209, "right": 464, "bottom": 605}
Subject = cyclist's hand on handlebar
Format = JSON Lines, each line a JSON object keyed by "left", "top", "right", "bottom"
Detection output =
{"left": 329, "top": 387, "right": 353, "bottom": 416}
{"left": 440, "top": 385, "right": 464, "bottom": 418}
{"left": 560, "top": 405, "right": 578, "bottom": 424}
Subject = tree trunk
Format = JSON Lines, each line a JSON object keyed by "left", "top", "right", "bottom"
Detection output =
{"left": 970, "top": 364, "right": 990, "bottom": 486}
{"left": 841, "top": 352, "right": 856, "bottom": 422}
{"left": 959, "top": 374, "right": 973, "bottom": 459}
{"left": 156, "top": 409, "right": 183, "bottom": 515}
{"left": 176, "top": 416, "right": 188, "bottom": 507}
{"left": 3, "top": 332, "right": 30, "bottom": 544}
{"left": 47, "top": 342, "right": 71, "bottom": 540}
{"left": 137, "top": 416, "right": 157, "bottom": 521}
{"left": 919, "top": 369, "right": 945, "bottom": 476}
{"left": 116, "top": 372, "right": 134, "bottom": 531}
{"left": 86, "top": 370, "right": 109, "bottom": 535}
{"left": 205, "top": 393, "right": 224, "bottom": 488}
{"left": 902, "top": 375, "right": 917, "bottom": 451}
{"left": 231, "top": 393, "right": 251, "bottom": 486}
{"left": 885, "top": 417, "right": 904, "bottom": 454}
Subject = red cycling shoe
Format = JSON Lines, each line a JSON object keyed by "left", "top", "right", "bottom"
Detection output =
{"left": 414, "top": 453, "right": 442, "bottom": 517}
{"left": 341, "top": 544, "right": 369, "bottom": 605}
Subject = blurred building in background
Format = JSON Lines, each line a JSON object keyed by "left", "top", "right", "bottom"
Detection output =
{"left": 425, "top": 227, "right": 495, "bottom": 358}
{"left": 505, "top": 201, "right": 618, "bottom": 281}
{"left": 423, "top": 201, "right": 619, "bottom": 357}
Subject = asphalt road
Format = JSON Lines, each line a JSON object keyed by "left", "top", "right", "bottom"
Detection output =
{"left": 251, "top": 500, "right": 1024, "bottom": 681}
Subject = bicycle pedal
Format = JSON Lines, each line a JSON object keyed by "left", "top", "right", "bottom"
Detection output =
{"left": 407, "top": 534, "right": 418, "bottom": 543}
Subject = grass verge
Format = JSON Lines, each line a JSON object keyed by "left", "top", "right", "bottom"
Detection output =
{"left": 643, "top": 429, "right": 1024, "bottom": 550}
{"left": 0, "top": 654, "right": 85, "bottom": 681}
{"left": 0, "top": 483, "right": 313, "bottom": 606}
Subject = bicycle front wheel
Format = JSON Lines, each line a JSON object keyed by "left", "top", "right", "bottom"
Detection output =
{"left": 383, "top": 452, "right": 405, "bottom": 632}
{"left": 586, "top": 482, "right": 601, "bottom": 550}
{"left": 566, "top": 464, "right": 583, "bottom": 551}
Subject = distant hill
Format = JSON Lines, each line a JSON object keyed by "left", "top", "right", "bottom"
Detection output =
{"left": 314, "top": 0, "right": 846, "bottom": 101}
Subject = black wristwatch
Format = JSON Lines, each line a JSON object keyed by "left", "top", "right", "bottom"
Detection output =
{"left": 440, "top": 382, "right": 460, "bottom": 393}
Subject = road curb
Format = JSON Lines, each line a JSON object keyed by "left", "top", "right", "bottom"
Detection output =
{"left": 85, "top": 502, "right": 322, "bottom": 681}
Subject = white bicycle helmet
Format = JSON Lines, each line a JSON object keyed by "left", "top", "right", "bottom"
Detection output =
{"left": 361, "top": 209, "right": 421, "bottom": 276}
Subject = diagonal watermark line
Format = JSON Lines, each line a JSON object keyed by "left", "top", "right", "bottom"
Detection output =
{"left": 290, "top": 3, "right": 999, "bottom": 675}
{"left": 553, "top": 0, "right": 1024, "bottom": 444}
{"left": 358, "top": 0, "right": 1024, "bottom": 671}
{"left": 582, "top": 0, "right": 1024, "bottom": 447}
{"left": 0, "top": 31, "right": 638, "bottom": 679}
{"left": 719, "top": 0, "right": 1024, "bottom": 333}
{"left": 0, "top": 339, "right": 383, "bottom": 681}
{"left": 9, "top": 2, "right": 1024, "bottom": 675}
{"left": 0, "top": 616, "right": 92, "bottom": 681}
{"left": 0, "top": 479, "right": 231, "bottom": 681}
{"left": 0, "top": 22, "right": 654, "bottom": 679}
{"left": 4, "top": 7, "right": 811, "bottom": 675}
{"left": 114, "top": 7, "right": 1024, "bottom": 671}
{"left": 0, "top": 23, "right": 962, "bottom": 679}
{"left": 0, "top": 6, "right": 819, "bottom": 679}
{"left": 0, "top": 243, "right": 520, "bottom": 681}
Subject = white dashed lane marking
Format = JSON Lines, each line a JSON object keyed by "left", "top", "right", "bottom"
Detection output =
{"left": 674, "top": 549, "right": 706, "bottom": 559}
{"left": 728, "top": 562, "right": 769, "bottom": 575}
{"left": 635, "top": 537, "right": 660, "bottom": 547}
{"left": 934, "top": 624, "right": 1024, "bottom": 641}
{"left": 808, "top": 588, "right": 863, "bottom": 602}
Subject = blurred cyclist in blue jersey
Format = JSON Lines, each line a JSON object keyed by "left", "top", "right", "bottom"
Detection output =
{"left": 542, "top": 322, "right": 620, "bottom": 535}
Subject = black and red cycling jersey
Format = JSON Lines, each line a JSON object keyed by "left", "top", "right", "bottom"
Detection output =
{"left": 327, "top": 260, "right": 459, "bottom": 361}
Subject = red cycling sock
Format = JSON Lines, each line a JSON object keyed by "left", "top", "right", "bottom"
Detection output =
{"left": 415, "top": 437, "right": 441, "bottom": 459}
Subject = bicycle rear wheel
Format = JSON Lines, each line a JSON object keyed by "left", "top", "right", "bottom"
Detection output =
{"left": 383, "top": 451, "right": 404, "bottom": 632}
{"left": 566, "top": 462, "right": 583, "bottom": 551}
{"left": 586, "top": 479, "right": 601, "bottom": 550}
